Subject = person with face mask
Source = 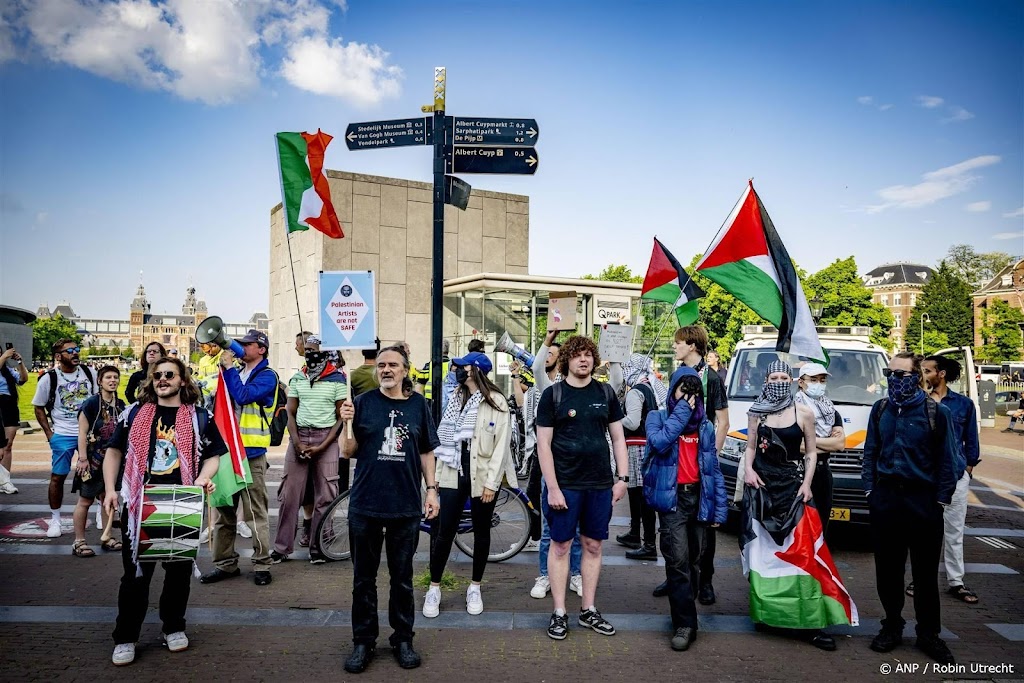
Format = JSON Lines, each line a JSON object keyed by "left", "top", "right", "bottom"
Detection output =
{"left": 271, "top": 335, "right": 347, "bottom": 564}
{"left": 794, "top": 363, "right": 846, "bottom": 535}
{"left": 862, "top": 352, "right": 960, "bottom": 665}
{"left": 424, "top": 352, "right": 517, "bottom": 618}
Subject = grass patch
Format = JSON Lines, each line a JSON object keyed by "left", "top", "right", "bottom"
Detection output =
{"left": 14, "top": 370, "right": 132, "bottom": 424}
{"left": 414, "top": 569, "right": 464, "bottom": 591}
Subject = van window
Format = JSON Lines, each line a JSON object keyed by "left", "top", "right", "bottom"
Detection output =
{"left": 729, "top": 348, "right": 888, "bottom": 406}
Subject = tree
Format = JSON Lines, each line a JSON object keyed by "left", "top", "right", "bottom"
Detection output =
{"left": 581, "top": 264, "right": 643, "bottom": 284}
{"left": 122, "top": 346, "right": 135, "bottom": 360}
{"left": 804, "top": 257, "right": 894, "bottom": 350}
{"left": 97, "top": 345, "right": 109, "bottom": 357}
{"left": 906, "top": 261, "right": 974, "bottom": 354}
{"left": 946, "top": 244, "right": 1015, "bottom": 287}
{"left": 978, "top": 299, "right": 1024, "bottom": 363}
{"left": 30, "top": 314, "right": 80, "bottom": 361}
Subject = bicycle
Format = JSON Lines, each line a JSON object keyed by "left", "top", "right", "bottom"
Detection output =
{"left": 317, "top": 485, "right": 538, "bottom": 563}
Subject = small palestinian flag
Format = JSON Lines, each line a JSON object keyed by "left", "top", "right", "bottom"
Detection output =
{"left": 276, "top": 130, "right": 344, "bottom": 239}
{"left": 641, "top": 237, "right": 706, "bottom": 326}
{"left": 696, "top": 181, "right": 824, "bottom": 362}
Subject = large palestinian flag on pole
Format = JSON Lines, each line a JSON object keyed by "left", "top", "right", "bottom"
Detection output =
{"left": 641, "top": 237, "right": 706, "bottom": 326}
{"left": 209, "top": 369, "right": 252, "bottom": 509}
{"left": 695, "top": 182, "right": 824, "bottom": 362}
{"left": 276, "top": 130, "right": 344, "bottom": 239}
{"left": 740, "top": 489, "right": 858, "bottom": 629}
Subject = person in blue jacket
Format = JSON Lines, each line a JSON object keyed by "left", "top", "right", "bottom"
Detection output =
{"left": 644, "top": 366, "right": 727, "bottom": 652}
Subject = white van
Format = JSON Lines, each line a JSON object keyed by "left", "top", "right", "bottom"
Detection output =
{"left": 717, "top": 326, "right": 977, "bottom": 526}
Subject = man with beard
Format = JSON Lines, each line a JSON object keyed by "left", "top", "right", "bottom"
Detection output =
{"left": 863, "top": 352, "right": 960, "bottom": 664}
{"left": 338, "top": 345, "right": 440, "bottom": 673}
{"left": 33, "top": 339, "right": 97, "bottom": 537}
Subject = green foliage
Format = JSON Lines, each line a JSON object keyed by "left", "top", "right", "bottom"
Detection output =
{"left": 122, "top": 346, "right": 135, "bottom": 360}
{"left": 30, "top": 314, "right": 80, "bottom": 360}
{"left": 804, "top": 257, "right": 894, "bottom": 350}
{"left": 581, "top": 264, "right": 643, "bottom": 283}
{"left": 905, "top": 261, "right": 974, "bottom": 354}
{"left": 946, "top": 244, "right": 1015, "bottom": 287}
{"left": 978, "top": 299, "right": 1024, "bottom": 363}
{"left": 97, "top": 345, "right": 109, "bottom": 356}
{"left": 414, "top": 569, "right": 463, "bottom": 590}
{"left": 190, "top": 351, "right": 202, "bottom": 364}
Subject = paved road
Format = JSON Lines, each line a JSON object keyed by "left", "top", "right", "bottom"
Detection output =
{"left": 1, "top": 422, "right": 1021, "bottom": 682}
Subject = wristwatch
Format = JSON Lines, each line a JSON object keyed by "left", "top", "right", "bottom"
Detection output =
{"left": 425, "top": 485, "right": 437, "bottom": 491}
{"left": 616, "top": 475, "right": 629, "bottom": 483}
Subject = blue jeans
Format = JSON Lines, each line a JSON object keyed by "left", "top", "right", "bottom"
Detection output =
{"left": 539, "top": 480, "right": 582, "bottom": 577}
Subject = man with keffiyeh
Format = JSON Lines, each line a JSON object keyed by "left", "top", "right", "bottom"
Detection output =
{"left": 862, "top": 352, "right": 960, "bottom": 665}
{"left": 102, "top": 356, "right": 224, "bottom": 667}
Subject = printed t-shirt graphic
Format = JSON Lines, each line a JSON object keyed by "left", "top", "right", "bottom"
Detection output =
{"left": 151, "top": 413, "right": 180, "bottom": 477}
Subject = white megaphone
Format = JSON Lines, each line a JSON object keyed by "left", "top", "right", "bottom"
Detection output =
{"left": 195, "top": 316, "right": 245, "bottom": 357}
{"left": 495, "top": 331, "right": 535, "bottom": 369}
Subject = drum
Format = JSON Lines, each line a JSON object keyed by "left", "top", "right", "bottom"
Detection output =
{"left": 138, "top": 485, "right": 204, "bottom": 561}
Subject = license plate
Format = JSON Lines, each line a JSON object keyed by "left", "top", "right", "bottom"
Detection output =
{"left": 829, "top": 507, "right": 851, "bottom": 522}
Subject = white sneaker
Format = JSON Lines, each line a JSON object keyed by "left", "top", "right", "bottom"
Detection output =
{"left": 96, "top": 506, "right": 103, "bottom": 527}
{"left": 522, "top": 539, "right": 540, "bottom": 552}
{"left": 466, "top": 585, "right": 483, "bottom": 615}
{"left": 570, "top": 574, "right": 583, "bottom": 597}
{"left": 0, "top": 481, "right": 17, "bottom": 494}
{"left": 423, "top": 585, "right": 441, "bottom": 618}
{"left": 237, "top": 521, "right": 253, "bottom": 539}
{"left": 163, "top": 631, "right": 189, "bottom": 652}
{"left": 198, "top": 527, "right": 210, "bottom": 544}
{"left": 112, "top": 643, "right": 136, "bottom": 666}
{"left": 530, "top": 576, "right": 550, "bottom": 599}
{"left": 46, "top": 519, "right": 62, "bottom": 538}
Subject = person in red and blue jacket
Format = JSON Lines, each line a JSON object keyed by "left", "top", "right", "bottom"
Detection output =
{"left": 643, "top": 366, "right": 727, "bottom": 653}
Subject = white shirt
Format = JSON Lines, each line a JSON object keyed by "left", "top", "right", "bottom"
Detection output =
{"left": 32, "top": 367, "right": 98, "bottom": 436}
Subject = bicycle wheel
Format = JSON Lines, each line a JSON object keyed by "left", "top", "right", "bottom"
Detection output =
{"left": 453, "top": 488, "right": 531, "bottom": 562}
{"left": 316, "top": 491, "right": 351, "bottom": 561}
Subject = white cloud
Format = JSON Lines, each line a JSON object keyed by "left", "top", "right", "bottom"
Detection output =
{"left": 7, "top": 0, "right": 400, "bottom": 106}
{"left": 857, "top": 95, "right": 873, "bottom": 105}
{"left": 280, "top": 37, "right": 402, "bottom": 107}
{"left": 35, "top": 211, "right": 48, "bottom": 224}
{"left": 966, "top": 201, "right": 991, "bottom": 212}
{"left": 943, "top": 106, "right": 974, "bottom": 123}
{"left": 917, "top": 95, "right": 944, "bottom": 108}
{"left": 865, "top": 155, "right": 1001, "bottom": 213}
{"left": 0, "top": 12, "right": 15, "bottom": 64}
{"left": 857, "top": 95, "right": 893, "bottom": 112}
{"left": 992, "top": 231, "right": 1024, "bottom": 241}
{"left": 1003, "top": 207, "right": 1024, "bottom": 218}
{"left": 878, "top": 103, "right": 893, "bottom": 111}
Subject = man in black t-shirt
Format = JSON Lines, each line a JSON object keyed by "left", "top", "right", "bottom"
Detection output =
{"left": 102, "top": 357, "right": 224, "bottom": 667}
{"left": 670, "top": 326, "right": 730, "bottom": 605}
{"left": 537, "top": 335, "right": 628, "bottom": 641}
{"left": 338, "top": 346, "right": 440, "bottom": 674}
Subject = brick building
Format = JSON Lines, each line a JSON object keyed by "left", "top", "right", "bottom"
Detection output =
{"left": 863, "top": 262, "right": 935, "bottom": 352}
{"left": 972, "top": 257, "right": 1024, "bottom": 348}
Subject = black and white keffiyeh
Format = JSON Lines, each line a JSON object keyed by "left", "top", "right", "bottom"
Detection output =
{"left": 435, "top": 391, "right": 483, "bottom": 473}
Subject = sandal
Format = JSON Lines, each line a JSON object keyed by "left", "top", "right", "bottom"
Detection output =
{"left": 72, "top": 539, "right": 96, "bottom": 558}
{"left": 948, "top": 585, "right": 979, "bottom": 604}
{"left": 905, "top": 582, "right": 914, "bottom": 597}
{"left": 101, "top": 537, "right": 123, "bottom": 551}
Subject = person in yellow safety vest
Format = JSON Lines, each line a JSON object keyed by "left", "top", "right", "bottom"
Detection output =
{"left": 200, "top": 329, "right": 279, "bottom": 587}
{"left": 195, "top": 342, "right": 223, "bottom": 411}
{"left": 412, "top": 339, "right": 452, "bottom": 403}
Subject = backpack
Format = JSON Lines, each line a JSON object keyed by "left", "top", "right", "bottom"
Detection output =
{"left": 551, "top": 380, "right": 618, "bottom": 417}
{"left": 44, "top": 366, "right": 96, "bottom": 417}
{"left": 250, "top": 366, "right": 287, "bottom": 447}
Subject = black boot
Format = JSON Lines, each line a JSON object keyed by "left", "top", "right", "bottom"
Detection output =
{"left": 344, "top": 644, "right": 375, "bottom": 673}
{"left": 625, "top": 543, "right": 657, "bottom": 561}
{"left": 393, "top": 641, "right": 421, "bottom": 669}
{"left": 615, "top": 531, "right": 642, "bottom": 549}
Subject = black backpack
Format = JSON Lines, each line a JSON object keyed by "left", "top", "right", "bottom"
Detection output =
{"left": 250, "top": 366, "right": 288, "bottom": 447}
{"left": 44, "top": 366, "right": 96, "bottom": 417}
{"left": 872, "top": 397, "right": 937, "bottom": 434}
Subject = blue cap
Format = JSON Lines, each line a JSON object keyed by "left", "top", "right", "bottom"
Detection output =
{"left": 452, "top": 351, "right": 493, "bottom": 374}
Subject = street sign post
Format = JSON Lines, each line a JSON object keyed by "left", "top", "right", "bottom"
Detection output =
{"left": 344, "top": 117, "right": 431, "bottom": 150}
{"left": 452, "top": 118, "right": 539, "bottom": 147}
{"left": 343, "top": 70, "right": 539, "bottom": 422}
{"left": 452, "top": 146, "right": 539, "bottom": 175}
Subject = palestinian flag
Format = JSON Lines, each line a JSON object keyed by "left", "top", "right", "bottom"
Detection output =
{"left": 641, "top": 237, "right": 706, "bottom": 326}
{"left": 696, "top": 182, "right": 824, "bottom": 362}
{"left": 209, "top": 368, "right": 252, "bottom": 509}
{"left": 740, "top": 489, "right": 858, "bottom": 629}
{"left": 276, "top": 130, "right": 344, "bottom": 239}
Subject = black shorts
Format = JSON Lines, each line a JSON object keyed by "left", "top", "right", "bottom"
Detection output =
{"left": 72, "top": 471, "right": 105, "bottom": 500}
{"left": 0, "top": 394, "right": 19, "bottom": 428}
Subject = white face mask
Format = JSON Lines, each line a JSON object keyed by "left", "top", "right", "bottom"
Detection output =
{"left": 804, "top": 382, "right": 827, "bottom": 399}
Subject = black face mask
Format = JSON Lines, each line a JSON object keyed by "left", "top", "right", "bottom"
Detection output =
{"left": 305, "top": 351, "right": 330, "bottom": 366}
{"left": 454, "top": 367, "right": 470, "bottom": 385}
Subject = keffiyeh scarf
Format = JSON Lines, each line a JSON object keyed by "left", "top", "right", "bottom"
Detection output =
{"left": 435, "top": 391, "right": 484, "bottom": 473}
{"left": 622, "top": 353, "right": 668, "bottom": 408}
{"left": 123, "top": 403, "right": 197, "bottom": 575}
{"left": 794, "top": 389, "right": 836, "bottom": 438}
{"left": 748, "top": 360, "right": 795, "bottom": 416}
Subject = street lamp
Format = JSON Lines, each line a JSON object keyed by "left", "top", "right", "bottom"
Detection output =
{"left": 920, "top": 313, "right": 930, "bottom": 356}
{"left": 810, "top": 297, "right": 824, "bottom": 323}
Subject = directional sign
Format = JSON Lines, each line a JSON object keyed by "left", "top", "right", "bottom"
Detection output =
{"left": 452, "top": 117, "right": 539, "bottom": 147}
{"left": 345, "top": 117, "right": 431, "bottom": 151}
{"left": 451, "top": 146, "right": 539, "bottom": 175}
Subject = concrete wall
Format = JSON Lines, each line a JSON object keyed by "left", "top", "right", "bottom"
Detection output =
{"left": 269, "top": 170, "right": 529, "bottom": 379}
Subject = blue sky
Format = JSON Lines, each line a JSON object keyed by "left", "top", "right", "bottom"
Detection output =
{"left": 1, "top": 0, "right": 1022, "bottom": 322}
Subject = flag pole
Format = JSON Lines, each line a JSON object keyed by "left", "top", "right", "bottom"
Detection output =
{"left": 285, "top": 232, "right": 305, "bottom": 336}
{"left": 639, "top": 188, "right": 750, "bottom": 367}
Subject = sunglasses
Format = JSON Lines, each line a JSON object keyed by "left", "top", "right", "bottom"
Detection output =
{"left": 882, "top": 368, "right": 916, "bottom": 378}
{"left": 61, "top": 347, "right": 81, "bottom": 354}
{"left": 152, "top": 371, "right": 178, "bottom": 380}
